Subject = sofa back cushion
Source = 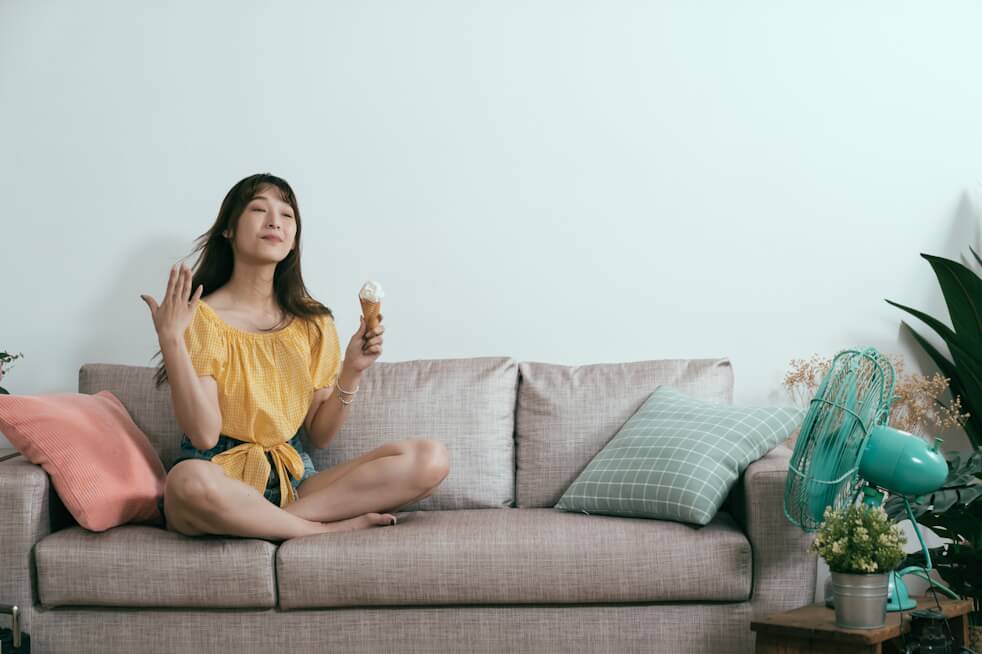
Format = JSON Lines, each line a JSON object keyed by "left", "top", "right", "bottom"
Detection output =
{"left": 303, "top": 357, "right": 517, "bottom": 509}
{"left": 515, "top": 358, "right": 733, "bottom": 508}
{"left": 79, "top": 356, "right": 518, "bottom": 510}
{"left": 79, "top": 364, "right": 182, "bottom": 468}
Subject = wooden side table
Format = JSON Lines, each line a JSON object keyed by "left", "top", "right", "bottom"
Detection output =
{"left": 751, "top": 595, "right": 972, "bottom": 653}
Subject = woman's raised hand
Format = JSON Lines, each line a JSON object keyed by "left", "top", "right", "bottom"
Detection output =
{"left": 140, "top": 263, "right": 204, "bottom": 343}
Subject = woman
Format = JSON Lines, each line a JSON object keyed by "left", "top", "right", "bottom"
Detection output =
{"left": 139, "top": 173, "right": 449, "bottom": 541}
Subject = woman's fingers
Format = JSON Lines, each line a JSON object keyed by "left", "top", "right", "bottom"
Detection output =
{"left": 139, "top": 294, "right": 158, "bottom": 314}
{"left": 166, "top": 265, "right": 178, "bottom": 307}
{"left": 164, "top": 265, "right": 172, "bottom": 305}
{"left": 174, "top": 265, "right": 183, "bottom": 302}
{"left": 182, "top": 265, "right": 191, "bottom": 302}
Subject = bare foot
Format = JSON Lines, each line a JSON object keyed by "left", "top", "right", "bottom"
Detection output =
{"left": 316, "top": 512, "right": 397, "bottom": 533}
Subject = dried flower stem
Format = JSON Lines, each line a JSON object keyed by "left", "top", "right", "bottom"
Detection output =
{"left": 782, "top": 351, "right": 970, "bottom": 447}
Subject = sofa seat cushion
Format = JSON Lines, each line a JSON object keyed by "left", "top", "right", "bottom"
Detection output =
{"left": 36, "top": 526, "right": 278, "bottom": 608}
{"left": 276, "top": 508, "right": 751, "bottom": 609}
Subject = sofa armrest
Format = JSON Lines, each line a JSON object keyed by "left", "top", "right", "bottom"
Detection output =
{"left": 0, "top": 456, "right": 55, "bottom": 637}
{"left": 727, "top": 444, "right": 816, "bottom": 619}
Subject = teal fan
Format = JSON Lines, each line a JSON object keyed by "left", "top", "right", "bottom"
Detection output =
{"left": 784, "top": 347, "right": 957, "bottom": 611}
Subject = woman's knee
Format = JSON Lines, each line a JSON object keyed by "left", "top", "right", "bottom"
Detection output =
{"left": 165, "top": 460, "right": 224, "bottom": 512}
{"left": 409, "top": 439, "right": 450, "bottom": 488}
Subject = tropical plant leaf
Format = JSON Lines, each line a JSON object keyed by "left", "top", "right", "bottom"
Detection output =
{"left": 904, "top": 544, "right": 982, "bottom": 601}
{"left": 888, "top": 302, "right": 982, "bottom": 442}
{"left": 901, "top": 322, "right": 982, "bottom": 449}
{"left": 917, "top": 501, "right": 982, "bottom": 548}
{"left": 887, "top": 302, "right": 982, "bottom": 382}
{"left": 886, "top": 300, "right": 965, "bottom": 355}
{"left": 922, "top": 253, "right": 982, "bottom": 358}
{"left": 971, "top": 245, "right": 982, "bottom": 269}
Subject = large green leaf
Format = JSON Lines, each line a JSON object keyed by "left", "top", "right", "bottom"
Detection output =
{"left": 971, "top": 246, "right": 982, "bottom": 268}
{"left": 922, "top": 253, "right": 982, "bottom": 359}
{"left": 886, "top": 299, "right": 982, "bottom": 417}
{"left": 898, "top": 321, "right": 982, "bottom": 449}
{"left": 905, "top": 544, "right": 982, "bottom": 602}
{"left": 918, "top": 500, "right": 982, "bottom": 548}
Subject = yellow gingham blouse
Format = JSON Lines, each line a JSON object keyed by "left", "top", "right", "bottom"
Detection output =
{"left": 182, "top": 300, "right": 341, "bottom": 507}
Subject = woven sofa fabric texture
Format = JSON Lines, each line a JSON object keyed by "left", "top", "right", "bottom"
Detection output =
{"left": 275, "top": 508, "right": 751, "bottom": 609}
{"left": 302, "top": 357, "right": 517, "bottom": 510}
{"left": 35, "top": 526, "right": 278, "bottom": 609}
{"left": 0, "top": 457, "right": 53, "bottom": 637}
{"left": 29, "top": 603, "right": 755, "bottom": 654}
{"left": 555, "top": 385, "right": 805, "bottom": 525}
{"left": 78, "top": 357, "right": 518, "bottom": 511}
{"left": 728, "top": 444, "right": 818, "bottom": 619}
{"left": 515, "top": 358, "right": 734, "bottom": 508}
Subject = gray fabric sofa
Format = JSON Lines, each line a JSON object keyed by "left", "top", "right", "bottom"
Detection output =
{"left": 1, "top": 356, "right": 816, "bottom": 653}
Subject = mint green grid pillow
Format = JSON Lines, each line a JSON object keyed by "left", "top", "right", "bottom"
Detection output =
{"left": 554, "top": 385, "right": 804, "bottom": 525}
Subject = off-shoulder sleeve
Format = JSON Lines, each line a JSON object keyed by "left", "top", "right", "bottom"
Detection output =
{"left": 182, "top": 304, "right": 227, "bottom": 379}
{"left": 309, "top": 313, "right": 342, "bottom": 391}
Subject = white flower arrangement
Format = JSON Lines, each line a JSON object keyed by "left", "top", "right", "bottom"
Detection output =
{"left": 812, "top": 504, "right": 907, "bottom": 574}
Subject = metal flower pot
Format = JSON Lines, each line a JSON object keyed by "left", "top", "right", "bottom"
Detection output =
{"left": 830, "top": 571, "right": 889, "bottom": 629}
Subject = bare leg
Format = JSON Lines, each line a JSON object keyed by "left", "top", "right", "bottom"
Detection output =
{"left": 165, "top": 461, "right": 395, "bottom": 542}
{"left": 295, "top": 442, "right": 405, "bottom": 500}
{"left": 283, "top": 453, "right": 436, "bottom": 523}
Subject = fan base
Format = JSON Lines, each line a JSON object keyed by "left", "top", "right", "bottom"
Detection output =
{"left": 887, "top": 571, "right": 917, "bottom": 612}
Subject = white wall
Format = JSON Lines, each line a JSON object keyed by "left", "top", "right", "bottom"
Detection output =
{"left": 2, "top": 0, "right": 981, "bottom": 600}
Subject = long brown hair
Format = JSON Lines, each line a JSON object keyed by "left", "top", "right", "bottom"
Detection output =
{"left": 151, "top": 173, "right": 334, "bottom": 389}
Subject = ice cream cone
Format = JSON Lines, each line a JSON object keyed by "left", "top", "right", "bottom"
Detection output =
{"left": 360, "top": 297, "right": 381, "bottom": 331}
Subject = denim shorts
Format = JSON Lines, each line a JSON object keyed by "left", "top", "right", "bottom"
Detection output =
{"left": 172, "top": 424, "right": 317, "bottom": 506}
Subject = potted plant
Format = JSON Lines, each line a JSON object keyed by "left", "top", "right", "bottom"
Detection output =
{"left": 813, "top": 504, "right": 907, "bottom": 629}
{"left": 0, "top": 351, "right": 24, "bottom": 395}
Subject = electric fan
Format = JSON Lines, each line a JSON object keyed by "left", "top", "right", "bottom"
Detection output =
{"left": 784, "top": 347, "right": 957, "bottom": 611}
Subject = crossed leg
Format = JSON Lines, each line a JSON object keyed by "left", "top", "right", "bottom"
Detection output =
{"left": 284, "top": 437, "right": 450, "bottom": 523}
{"left": 163, "top": 438, "right": 449, "bottom": 540}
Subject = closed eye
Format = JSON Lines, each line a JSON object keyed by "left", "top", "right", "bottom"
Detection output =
{"left": 253, "top": 208, "right": 293, "bottom": 218}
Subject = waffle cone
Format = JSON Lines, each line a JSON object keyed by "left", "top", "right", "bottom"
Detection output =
{"left": 360, "top": 297, "right": 381, "bottom": 331}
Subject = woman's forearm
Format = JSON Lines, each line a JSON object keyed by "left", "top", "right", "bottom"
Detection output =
{"left": 159, "top": 334, "right": 223, "bottom": 450}
{"left": 309, "top": 362, "right": 363, "bottom": 449}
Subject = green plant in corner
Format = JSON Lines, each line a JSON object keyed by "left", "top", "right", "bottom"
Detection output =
{"left": 882, "top": 246, "right": 982, "bottom": 626}
{"left": 884, "top": 249, "right": 981, "bottom": 449}
{"left": 0, "top": 351, "right": 24, "bottom": 395}
{"left": 899, "top": 497, "right": 982, "bottom": 619}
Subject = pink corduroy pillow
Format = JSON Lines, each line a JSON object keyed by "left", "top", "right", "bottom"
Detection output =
{"left": 0, "top": 390, "right": 166, "bottom": 532}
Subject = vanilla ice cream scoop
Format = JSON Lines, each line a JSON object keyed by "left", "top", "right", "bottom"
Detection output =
{"left": 359, "top": 280, "right": 384, "bottom": 331}
{"left": 359, "top": 280, "right": 385, "bottom": 303}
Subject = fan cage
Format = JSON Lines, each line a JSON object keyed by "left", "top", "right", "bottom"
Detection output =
{"left": 784, "top": 347, "right": 896, "bottom": 532}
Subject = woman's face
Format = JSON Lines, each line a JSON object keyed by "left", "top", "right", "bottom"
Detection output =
{"left": 225, "top": 188, "right": 297, "bottom": 261}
